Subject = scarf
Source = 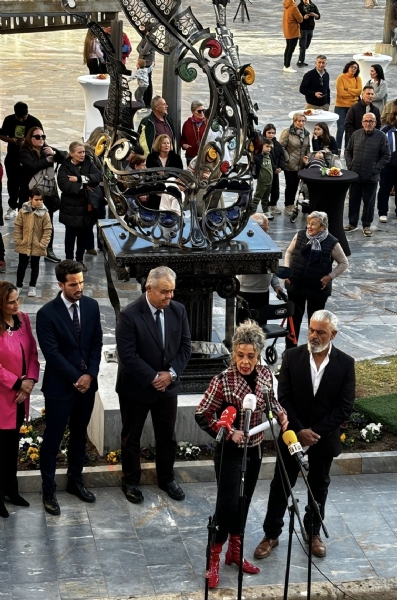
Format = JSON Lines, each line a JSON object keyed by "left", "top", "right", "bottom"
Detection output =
{"left": 191, "top": 116, "right": 205, "bottom": 127}
{"left": 304, "top": 228, "right": 329, "bottom": 262}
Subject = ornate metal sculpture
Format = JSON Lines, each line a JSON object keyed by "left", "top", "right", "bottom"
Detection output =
{"left": 62, "top": 0, "right": 259, "bottom": 250}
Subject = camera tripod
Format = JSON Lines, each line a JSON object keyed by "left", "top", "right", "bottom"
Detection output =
{"left": 233, "top": 0, "right": 252, "bottom": 22}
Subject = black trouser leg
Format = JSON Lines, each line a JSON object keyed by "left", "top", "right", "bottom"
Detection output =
{"left": 85, "top": 225, "right": 95, "bottom": 251}
{"left": 284, "top": 170, "right": 299, "bottom": 206}
{"left": 76, "top": 228, "right": 87, "bottom": 261}
{"left": 284, "top": 38, "right": 298, "bottom": 68}
{"left": 66, "top": 389, "right": 96, "bottom": 483}
{"left": 29, "top": 256, "right": 40, "bottom": 287}
{"left": 4, "top": 155, "right": 21, "bottom": 209}
{"left": 47, "top": 208, "right": 55, "bottom": 248}
{"left": 348, "top": 181, "right": 363, "bottom": 227}
{"left": 119, "top": 393, "right": 151, "bottom": 485}
{"left": 303, "top": 451, "right": 333, "bottom": 536}
{"left": 16, "top": 253, "right": 30, "bottom": 287}
{"left": 269, "top": 173, "right": 280, "bottom": 206}
{"left": 361, "top": 181, "right": 378, "bottom": 228}
{"left": 0, "top": 233, "right": 5, "bottom": 262}
{"left": 151, "top": 395, "right": 178, "bottom": 486}
{"left": 0, "top": 404, "right": 25, "bottom": 501}
{"left": 65, "top": 226, "right": 77, "bottom": 260}
{"left": 143, "top": 70, "right": 153, "bottom": 107}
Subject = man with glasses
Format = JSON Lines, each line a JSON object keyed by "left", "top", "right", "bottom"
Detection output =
{"left": 299, "top": 55, "right": 330, "bottom": 110}
{"left": 0, "top": 102, "right": 42, "bottom": 220}
{"left": 344, "top": 113, "right": 390, "bottom": 237}
{"left": 138, "top": 96, "right": 176, "bottom": 156}
{"left": 345, "top": 86, "right": 381, "bottom": 140}
{"left": 181, "top": 100, "right": 206, "bottom": 165}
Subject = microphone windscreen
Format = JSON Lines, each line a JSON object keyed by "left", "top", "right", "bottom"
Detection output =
{"left": 282, "top": 430, "right": 298, "bottom": 446}
{"left": 243, "top": 393, "right": 257, "bottom": 411}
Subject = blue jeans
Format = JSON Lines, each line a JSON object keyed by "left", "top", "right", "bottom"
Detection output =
{"left": 298, "top": 30, "right": 313, "bottom": 64}
{"left": 334, "top": 106, "right": 350, "bottom": 153}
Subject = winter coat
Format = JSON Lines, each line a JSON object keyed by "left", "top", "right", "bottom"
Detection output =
{"left": 0, "top": 312, "right": 39, "bottom": 429}
{"left": 180, "top": 118, "right": 207, "bottom": 160}
{"left": 270, "top": 138, "right": 285, "bottom": 171}
{"left": 297, "top": 0, "right": 320, "bottom": 30}
{"left": 364, "top": 79, "right": 388, "bottom": 112}
{"left": 19, "top": 144, "right": 66, "bottom": 209}
{"left": 57, "top": 157, "right": 101, "bottom": 229}
{"left": 279, "top": 125, "right": 310, "bottom": 172}
{"left": 14, "top": 202, "right": 52, "bottom": 257}
{"left": 283, "top": 0, "right": 303, "bottom": 39}
{"left": 344, "top": 100, "right": 381, "bottom": 137}
{"left": 146, "top": 150, "right": 183, "bottom": 170}
{"left": 138, "top": 112, "right": 175, "bottom": 156}
{"left": 345, "top": 128, "right": 391, "bottom": 182}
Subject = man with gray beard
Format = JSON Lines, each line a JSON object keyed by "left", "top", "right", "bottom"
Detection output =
{"left": 254, "top": 310, "right": 355, "bottom": 560}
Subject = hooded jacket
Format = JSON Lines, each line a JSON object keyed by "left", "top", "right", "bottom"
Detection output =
{"left": 14, "top": 201, "right": 52, "bottom": 257}
{"left": 283, "top": 0, "right": 303, "bottom": 39}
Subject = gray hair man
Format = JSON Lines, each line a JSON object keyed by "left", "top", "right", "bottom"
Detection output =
{"left": 344, "top": 113, "right": 390, "bottom": 237}
{"left": 138, "top": 96, "right": 175, "bottom": 156}
{"left": 299, "top": 55, "right": 330, "bottom": 110}
{"left": 116, "top": 265, "right": 191, "bottom": 503}
{"left": 254, "top": 308, "right": 355, "bottom": 560}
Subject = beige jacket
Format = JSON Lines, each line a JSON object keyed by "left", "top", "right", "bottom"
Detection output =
{"left": 14, "top": 202, "right": 52, "bottom": 257}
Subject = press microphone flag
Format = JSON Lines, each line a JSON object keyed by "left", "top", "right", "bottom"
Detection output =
{"left": 242, "top": 393, "right": 257, "bottom": 436}
{"left": 215, "top": 406, "right": 237, "bottom": 442}
{"left": 282, "top": 430, "right": 309, "bottom": 471}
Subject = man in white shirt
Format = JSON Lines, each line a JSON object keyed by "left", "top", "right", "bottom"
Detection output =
{"left": 254, "top": 309, "right": 355, "bottom": 560}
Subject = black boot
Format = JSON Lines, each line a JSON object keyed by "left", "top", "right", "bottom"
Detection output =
{"left": 45, "top": 248, "right": 61, "bottom": 263}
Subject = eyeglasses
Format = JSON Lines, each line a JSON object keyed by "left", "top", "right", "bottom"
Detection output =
{"left": 32, "top": 134, "right": 46, "bottom": 140}
{"left": 196, "top": 109, "right": 205, "bottom": 114}
{"left": 363, "top": 120, "right": 375, "bottom": 123}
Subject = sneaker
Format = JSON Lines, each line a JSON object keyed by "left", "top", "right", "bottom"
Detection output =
{"left": 270, "top": 206, "right": 282, "bottom": 215}
{"left": 264, "top": 211, "right": 274, "bottom": 220}
{"left": 85, "top": 248, "right": 97, "bottom": 256}
{"left": 79, "top": 262, "right": 88, "bottom": 272}
{"left": 45, "top": 248, "right": 61, "bottom": 263}
{"left": 344, "top": 224, "right": 358, "bottom": 232}
{"left": 284, "top": 205, "right": 295, "bottom": 216}
{"left": 283, "top": 66, "right": 297, "bottom": 73}
{"left": 0, "top": 261, "right": 6, "bottom": 273}
{"left": 379, "top": 215, "right": 388, "bottom": 223}
{"left": 4, "top": 208, "right": 16, "bottom": 220}
{"left": 27, "top": 287, "right": 36, "bottom": 297}
{"left": 363, "top": 227, "right": 372, "bottom": 237}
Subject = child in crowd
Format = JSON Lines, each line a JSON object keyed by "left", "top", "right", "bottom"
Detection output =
{"left": 263, "top": 124, "right": 285, "bottom": 215}
{"left": 132, "top": 59, "right": 154, "bottom": 105}
{"left": 251, "top": 139, "right": 274, "bottom": 217}
{"left": 14, "top": 188, "right": 52, "bottom": 297}
{"left": 303, "top": 150, "right": 330, "bottom": 169}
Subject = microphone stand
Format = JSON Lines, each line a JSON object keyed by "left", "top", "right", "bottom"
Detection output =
{"left": 237, "top": 410, "right": 251, "bottom": 600}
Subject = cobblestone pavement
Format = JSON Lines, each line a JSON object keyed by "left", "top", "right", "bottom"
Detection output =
{"left": 1, "top": 1, "right": 397, "bottom": 598}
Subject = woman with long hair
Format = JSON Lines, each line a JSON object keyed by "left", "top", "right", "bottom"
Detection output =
{"left": 57, "top": 142, "right": 101, "bottom": 270}
{"left": 19, "top": 126, "right": 66, "bottom": 263}
{"left": 196, "top": 320, "right": 288, "bottom": 589}
{"left": 83, "top": 30, "right": 105, "bottom": 75}
{"left": 377, "top": 103, "right": 397, "bottom": 222}
{"left": 334, "top": 61, "right": 362, "bottom": 154}
{"left": 311, "top": 122, "right": 338, "bottom": 155}
{"left": 365, "top": 64, "right": 388, "bottom": 113}
{"left": 0, "top": 281, "right": 39, "bottom": 518}
{"left": 84, "top": 127, "right": 106, "bottom": 254}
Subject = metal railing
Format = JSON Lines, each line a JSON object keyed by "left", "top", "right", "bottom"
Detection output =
{"left": 0, "top": 11, "right": 118, "bottom": 33}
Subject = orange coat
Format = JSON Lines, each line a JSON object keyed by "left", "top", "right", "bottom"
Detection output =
{"left": 283, "top": 0, "right": 303, "bottom": 40}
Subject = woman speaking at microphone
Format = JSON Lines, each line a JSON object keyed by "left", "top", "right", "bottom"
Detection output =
{"left": 195, "top": 320, "right": 288, "bottom": 589}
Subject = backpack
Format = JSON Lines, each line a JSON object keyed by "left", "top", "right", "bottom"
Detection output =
{"left": 28, "top": 166, "right": 57, "bottom": 197}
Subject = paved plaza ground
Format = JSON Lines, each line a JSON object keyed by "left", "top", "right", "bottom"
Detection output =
{"left": 1, "top": 0, "right": 397, "bottom": 598}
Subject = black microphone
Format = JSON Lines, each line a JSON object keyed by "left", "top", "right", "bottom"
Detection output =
{"left": 282, "top": 430, "right": 309, "bottom": 471}
{"left": 242, "top": 394, "right": 257, "bottom": 437}
{"left": 262, "top": 384, "right": 273, "bottom": 419}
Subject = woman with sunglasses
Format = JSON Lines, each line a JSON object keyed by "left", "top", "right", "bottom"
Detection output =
{"left": 19, "top": 127, "right": 66, "bottom": 263}
{"left": 180, "top": 100, "right": 207, "bottom": 165}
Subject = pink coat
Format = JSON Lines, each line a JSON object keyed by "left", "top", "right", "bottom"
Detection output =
{"left": 0, "top": 312, "right": 40, "bottom": 429}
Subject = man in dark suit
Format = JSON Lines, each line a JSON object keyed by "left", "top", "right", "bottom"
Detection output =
{"left": 116, "top": 266, "right": 191, "bottom": 503}
{"left": 254, "top": 310, "right": 355, "bottom": 559}
{"left": 37, "top": 260, "right": 103, "bottom": 515}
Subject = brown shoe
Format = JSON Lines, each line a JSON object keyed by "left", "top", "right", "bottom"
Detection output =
{"left": 254, "top": 536, "right": 279, "bottom": 559}
{"left": 311, "top": 535, "right": 326, "bottom": 557}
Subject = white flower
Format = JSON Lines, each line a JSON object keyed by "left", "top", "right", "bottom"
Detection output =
{"left": 360, "top": 428, "right": 367, "bottom": 439}
{"left": 61, "top": 449, "right": 67, "bottom": 455}
{"left": 19, "top": 438, "right": 26, "bottom": 448}
{"left": 36, "top": 436, "right": 43, "bottom": 444}
{"left": 25, "top": 437, "right": 33, "bottom": 444}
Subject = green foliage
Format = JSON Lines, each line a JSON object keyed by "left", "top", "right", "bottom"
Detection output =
{"left": 355, "top": 394, "right": 397, "bottom": 435}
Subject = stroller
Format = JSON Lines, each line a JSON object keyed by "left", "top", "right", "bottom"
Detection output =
{"left": 290, "top": 178, "right": 310, "bottom": 223}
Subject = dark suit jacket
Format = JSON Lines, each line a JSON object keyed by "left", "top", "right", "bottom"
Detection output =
{"left": 344, "top": 100, "right": 381, "bottom": 136}
{"left": 278, "top": 344, "right": 355, "bottom": 457}
{"left": 37, "top": 293, "right": 103, "bottom": 401}
{"left": 116, "top": 294, "right": 191, "bottom": 403}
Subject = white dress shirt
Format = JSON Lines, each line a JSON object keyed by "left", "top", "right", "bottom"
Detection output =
{"left": 309, "top": 342, "right": 332, "bottom": 395}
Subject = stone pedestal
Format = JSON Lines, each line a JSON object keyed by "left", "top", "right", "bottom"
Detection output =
{"left": 375, "top": 42, "right": 397, "bottom": 64}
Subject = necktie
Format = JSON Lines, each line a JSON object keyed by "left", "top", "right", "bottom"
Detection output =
{"left": 72, "top": 304, "right": 86, "bottom": 370}
{"left": 155, "top": 309, "right": 163, "bottom": 346}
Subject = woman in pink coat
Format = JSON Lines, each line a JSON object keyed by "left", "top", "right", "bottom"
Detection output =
{"left": 0, "top": 281, "right": 39, "bottom": 518}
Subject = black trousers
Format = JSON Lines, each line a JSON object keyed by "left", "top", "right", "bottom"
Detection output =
{"left": 40, "top": 389, "right": 95, "bottom": 495}
{"left": 377, "top": 164, "right": 397, "bottom": 217}
{"left": 284, "top": 38, "right": 298, "bottom": 68}
{"left": 286, "top": 291, "right": 327, "bottom": 349}
{"left": 16, "top": 254, "right": 40, "bottom": 287}
{"left": 65, "top": 226, "right": 86, "bottom": 262}
{"left": 263, "top": 439, "right": 333, "bottom": 538}
{"left": 236, "top": 290, "right": 270, "bottom": 326}
{"left": 143, "top": 69, "right": 153, "bottom": 108}
{"left": 298, "top": 30, "right": 313, "bottom": 64}
{"left": 119, "top": 392, "right": 177, "bottom": 486}
{"left": 4, "top": 154, "right": 21, "bottom": 209}
{"left": 348, "top": 181, "right": 378, "bottom": 228}
{"left": 284, "top": 170, "right": 300, "bottom": 206}
{"left": 0, "top": 233, "right": 5, "bottom": 261}
{"left": 0, "top": 403, "right": 25, "bottom": 503}
{"left": 214, "top": 445, "right": 262, "bottom": 544}
{"left": 269, "top": 173, "right": 280, "bottom": 206}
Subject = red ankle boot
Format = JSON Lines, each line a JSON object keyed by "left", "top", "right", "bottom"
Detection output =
{"left": 206, "top": 542, "right": 223, "bottom": 588}
{"left": 225, "top": 534, "right": 260, "bottom": 574}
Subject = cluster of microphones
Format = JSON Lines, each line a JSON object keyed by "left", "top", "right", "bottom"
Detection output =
{"left": 214, "top": 390, "right": 309, "bottom": 470}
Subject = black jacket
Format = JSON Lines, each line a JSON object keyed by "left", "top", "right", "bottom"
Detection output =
{"left": 278, "top": 344, "right": 355, "bottom": 457}
{"left": 297, "top": 0, "right": 320, "bottom": 30}
{"left": 345, "top": 128, "right": 390, "bottom": 182}
{"left": 344, "top": 100, "right": 381, "bottom": 136}
{"left": 19, "top": 144, "right": 66, "bottom": 206}
{"left": 381, "top": 125, "right": 397, "bottom": 168}
{"left": 57, "top": 157, "right": 101, "bottom": 228}
{"left": 146, "top": 151, "right": 183, "bottom": 170}
{"left": 116, "top": 294, "right": 191, "bottom": 404}
{"left": 36, "top": 293, "right": 103, "bottom": 401}
{"left": 312, "top": 135, "right": 338, "bottom": 155}
{"left": 299, "top": 68, "right": 330, "bottom": 107}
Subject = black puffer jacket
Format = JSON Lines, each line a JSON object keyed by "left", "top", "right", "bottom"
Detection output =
{"left": 19, "top": 144, "right": 66, "bottom": 207}
{"left": 344, "top": 100, "right": 381, "bottom": 136}
{"left": 345, "top": 128, "right": 390, "bottom": 182}
{"left": 57, "top": 157, "right": 101, "bottom": 228}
